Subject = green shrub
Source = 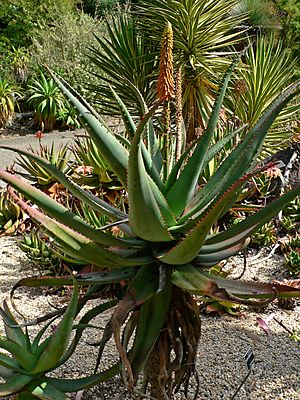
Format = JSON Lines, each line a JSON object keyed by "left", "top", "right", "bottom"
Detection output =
{"left": 29, "top": 11, "right": 105, "bottom": 99}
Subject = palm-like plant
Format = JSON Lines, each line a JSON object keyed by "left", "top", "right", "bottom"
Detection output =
{"left": 89, "top": 13, "right": 158, "bottom": 117}
{"left": 90, "top": 1, "right": 245, "bottom": 142}
{"left": 229, "top": 35, "right": 299, "bottom": 158}
{"left": 27, "top": 73, "right": 65, "bottom": 131}
{"left": 229, "top": 0, "right": 280, "bottom": 34}
{"left": 0, "top": 38, "right": 300, "bottom": 398}
{"left": 136, "top": 0, "right": 245, "bottom": 141}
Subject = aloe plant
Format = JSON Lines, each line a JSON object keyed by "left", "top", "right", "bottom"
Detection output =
{"left": 0, "top": 79, "right": 21, "bottom": 128}
{"left": 0, "top": 190, "right": 23, "bottom": 236}
{"left": 16, "top": 142, "right": 72, "bottom": 188}
{"left": 0, "top": 276, "right": 105, "bottom": 400}
{"left": 0, "top": 30, "right": 300, "bottom": 398}
{"left": 27, "top": 73, "right": 65, "bottom": 131}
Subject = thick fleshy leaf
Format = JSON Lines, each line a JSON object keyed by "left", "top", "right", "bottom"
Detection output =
{"left": 0, "top": 365, "right": 14, "bottom": 380}
{"left": 130, "top": 281, "right": 172, "bottom": 377}
{"left": 45, "top": 67, "right": 129, "bottom": 187}
{"left": 0, "top": 338, "right": 37, "bottom": 370}
{"left": 0, "top": 166, "right": 140, "bottom": 247}
{"left": 29, "top": 275, "right": 79, "bottom": 374}
{"left": 9, "top": 196, "right": 147, "bottom": 268}
{"left": 110, "top": 86, "right": 164, "bottom": 192}
{"left": 29, "top": 380, "right": 67, "bottom": 400}
{"left": 59, "top": 300, "right": 118, "bottom": 366}
{"left": 0, "top": 301, "right": 28, "bottom": 348}
{"left": 204, "top": 185, "right": 300, "bottom": 247}
{"left": 47, "top": 363, "right": 119, "bottom": 392}
{"left": 0, "top": 374, "right": 33, "bottom": 396}
{"left": 166, "top": 59, "right": 239, "bottom": 217}
{"left": 95, "top": 264, "right": 161, "bottom": 379}
{"left": 172, "top": 265, "right": 300, "bottom": 301}
{"left": 158, "top": 169, "right": 258, "bottom": 264}
{"left": 128, "top": 103, "right": 174, "bottom": 241}
{"left": 12, "top": 268, "right": 138, "bottom": 292}
{"left": 203, "top": 124, "right": 247, "bottom": 166}
{"left": 0, "top": 353, "right": 24, "bottom": 372}
{"left": 0, "top": 145, "right": 130, "bottom": 228}
{"left": 180, "top": 79, "right": 300, "bottom": 224}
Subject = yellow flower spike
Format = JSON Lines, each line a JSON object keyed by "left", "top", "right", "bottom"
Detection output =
{"left": 157, "top": 22, "right": 174, "bottom": 101}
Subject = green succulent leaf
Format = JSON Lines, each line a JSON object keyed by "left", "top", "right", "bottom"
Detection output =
{"left": 0, "top": 374, "right": 33, "bottom": 396}
{"left": 158, "top": 168, "right": 258, "bottom": 264}
{"left": 172, "top": 265, "right": 300, "bottom": 302}
{"left": 45, "top": 67, "right": 129, "bottom": 187}
{"left": 8, "top": 194, "right": 147, "bottom": 268}
{"left": 0, "top": 337, "right": 37, "bottom": 371}
{"left": 166, "top": 58, "right": 239, "bottom": 217}
{"left": 47, "top": 363, "right": 120, "bottom": 392}
{"left": 204, "top": 185, "right": 300, "bottom": 249}
{"left": 0, "top": 353, "right": 24, "bottom": 373}
{"left": 0, "top": 162, "right": 138, "bottom": 246}
{"left": 59, "top": 300, "right": 118, "bottom": 367}
{"left": 128, "top": 102, "right": 174, "bottom": 241}
{"left": 29, "top": 274, "right": 79, "bottom": 374}
{"left": 0, "top": 300, "right": 28, "bottom": 348}
{"left": 130, "top": 281, "right": 172, "bottom": 377}
{"left": 29, "top": 380, "right": 67, "bottom": 400}
{"left": 180, "top": 79, "right": 300, "bottom": 225}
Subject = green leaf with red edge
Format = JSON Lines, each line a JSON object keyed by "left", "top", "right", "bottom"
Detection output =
{"left": 129, "top": 280, "right": 172, "bottom": 377}
{"left": 172, "top": 264, "right": 300, "bottom": 302}
{"left": 9, "top": 196, "right": 149, "bottom": 268}
{"left": 45, "top": 67, "right": 129, "bottom": 187}
{"left": 28, "top": 274, "right": 79, "bottom": 375}
{"left": 128, "top": 102, "right": 174, "bottom": 241}
{"left": 0, "top": 145, "right": 130, "bottom": 229}
{"left": 0, "top": 168, "right": 140, "bottom": 248}
{"left": 179, "top": 79, "right": 300, "bottom": 225}
{"left": 203, "top": 184, "right": 300, "bottom": 248}
{"left": 195, "top": 184, "right": 300, "bottom": 266}
{"left": 11, "top": 268, "right": 138, "bottom": 296}
{"left": 157, "top": 168, "right": 260, "bottom": 265}
{"left": 166, "top": 58, "right": 239, "bottom": 217}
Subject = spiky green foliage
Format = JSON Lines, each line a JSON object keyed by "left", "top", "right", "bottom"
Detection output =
{"left": 0, "top": 61, "right": 300, "bottom": 398}
{"left": 136, "top": 0, "right": 245, "bottom": 141}
{"left": 27, "top": 73, "right": 65, "bottom": 131}
{"left": 89, "top": 12, "right": 158, "bottom": 117}
{"left": 230, "top": 35, "right": 299, "bottom": 158}
{"left": 16, "top": 142, "right": 72, "bottom": 187}
{"left": 0, "top": 190, "right": 22, "bottom": 236}
{"left": 0, "top": 79, "right": 20, "bottom": 128}
{"left": 0, "top": 277, "right": 80, "bottom": 399}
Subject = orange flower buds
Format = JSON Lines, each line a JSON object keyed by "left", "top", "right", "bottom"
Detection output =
{"left": 157, "top": 22, "right": 175, "bottom": 101}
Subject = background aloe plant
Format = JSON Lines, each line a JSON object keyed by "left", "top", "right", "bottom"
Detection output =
{"left": 0, "top": 26, "right": 300, "bottom": 399}
{"left": 27, "top": 73, "right": 65, "bottom": 131}
{"left": 0, "top": 78, "right": 21, "bottom": 128}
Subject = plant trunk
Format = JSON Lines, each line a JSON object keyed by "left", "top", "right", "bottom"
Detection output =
{"left": 144, "top": 287, "right": 201, "bottom": 399}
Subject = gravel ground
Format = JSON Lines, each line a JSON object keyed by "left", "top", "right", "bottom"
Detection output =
{"left": 0, "top": 236, "right": 300, "bottom": 400}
